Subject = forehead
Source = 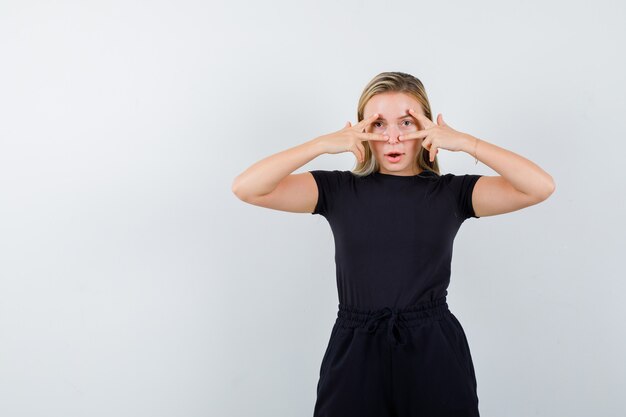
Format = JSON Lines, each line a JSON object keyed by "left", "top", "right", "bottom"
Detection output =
{"left": 373, "top": 114, "right": 413, "bottom": 121}
{"left": 363, "top": 92, "right": 423, "bottom": 118}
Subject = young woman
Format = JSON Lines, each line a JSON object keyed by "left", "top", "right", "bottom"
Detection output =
{"left": 232, "top": 72, "right": 555, "bottom": 417}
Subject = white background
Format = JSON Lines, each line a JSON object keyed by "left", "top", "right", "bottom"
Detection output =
{"left": 1, "top": 0, "right": 624, "bottom": 416}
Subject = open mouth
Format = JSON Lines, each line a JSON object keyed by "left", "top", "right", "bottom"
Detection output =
{"left": 385, "top": 152, "right": 404, "bottom": 162}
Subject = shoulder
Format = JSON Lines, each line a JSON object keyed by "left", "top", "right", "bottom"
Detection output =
{"left": 440, "top": 172, "right": 482, "bottom": 186}
{"left": 309, "top": 169, "right": 355, "bottom": 178}
{"left": 309, "top": 170, "right": 355, "bottom": 187}
{"left": 308, "top": 170, "right": 356, "bottom": 217}
{"left": 438, "top": 172, "right": 483, "bottom": 219}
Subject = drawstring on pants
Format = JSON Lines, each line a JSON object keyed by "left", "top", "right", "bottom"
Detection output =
{"left": 336, "top": 297, "right": 450, "bottom": 348}
{"left": 365, "top": 307, "right": 407, "bottom": 346}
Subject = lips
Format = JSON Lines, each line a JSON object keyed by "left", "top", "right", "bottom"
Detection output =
{"left": 385, "top": 152, "right": 404, "bottom": 163}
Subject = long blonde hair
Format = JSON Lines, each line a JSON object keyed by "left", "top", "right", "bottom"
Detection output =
{"left": 352, "top": 71, "right": 441, "bottom": 177}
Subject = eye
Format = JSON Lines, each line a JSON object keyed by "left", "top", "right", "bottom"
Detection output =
{"left": 402, "top": 120, "right": 413, "bottom": 126}
{"left": 373, "top": 122, "right": 383, "bottom": 128}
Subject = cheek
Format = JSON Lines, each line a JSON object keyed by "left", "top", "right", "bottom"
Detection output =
{"left": 406, "top": 142, "right": 420, "bottom": 153}
{"left": 370, "top": 142, "right": 384, "bottom": 153}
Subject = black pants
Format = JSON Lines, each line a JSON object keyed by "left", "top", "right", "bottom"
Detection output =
{"left": 314, "top": 297, "right": 480, "bottom": 417}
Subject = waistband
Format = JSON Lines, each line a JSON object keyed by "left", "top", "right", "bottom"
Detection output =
{"left": 335, "top": 297, "right": 450, "bottom": 347}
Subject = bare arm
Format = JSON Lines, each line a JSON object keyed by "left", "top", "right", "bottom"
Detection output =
{"left": 461, "top": 134, "right": 556, "bottom": 217}
{"left": 232, "top": 137, "right": 326, "bottom": 200}
{"left": 231, "top": 137, "right": 326, "bottom": 213}
{"left": 231, "top": 114, "right": 387, "bottom": 214}
{"left": 399, "top": 110, "right": 556, "bottom": 218}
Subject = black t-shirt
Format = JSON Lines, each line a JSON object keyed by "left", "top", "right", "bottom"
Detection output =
{"left": 309, "top": 169, "right": 482, "bottom": 310}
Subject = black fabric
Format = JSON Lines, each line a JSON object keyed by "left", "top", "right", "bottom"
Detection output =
{"left": 314, "top": 298, "right": 480, "bottom": 417}
{"left": 309, "top": 169, "right": 482, "bottom": 310}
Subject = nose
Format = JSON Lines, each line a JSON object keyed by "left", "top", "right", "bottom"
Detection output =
{"left": 383, "top": 126, "right": 401, "bottom": 143}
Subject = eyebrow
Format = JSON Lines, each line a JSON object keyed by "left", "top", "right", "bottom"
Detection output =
{"left": 374, "top": 115, "right": 414, "bottom": 121}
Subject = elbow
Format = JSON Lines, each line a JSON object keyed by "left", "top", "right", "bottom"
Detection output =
{"left": 544, "top": 176, "right": 556, "bottom": 199}
{"left": 232, "top": 176, "right": 256, "bottom": 203}
{"left": 536, "top": 177, "right": 556, "bottom": 202}
{"left": 548, "top": 180, "right": 556, "bottom": 197}
{"left": 232, "top": 176, "right": 246, "bottom": 201}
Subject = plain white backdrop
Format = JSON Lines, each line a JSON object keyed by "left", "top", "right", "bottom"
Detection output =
{"left": 1, "top": 0, "right": 624, "bottom": 416}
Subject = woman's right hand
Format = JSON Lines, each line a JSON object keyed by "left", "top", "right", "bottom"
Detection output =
{"left": 317, "top": 113, "right": 389, "bottom": 163}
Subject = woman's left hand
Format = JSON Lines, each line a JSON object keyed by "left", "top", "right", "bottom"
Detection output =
{"left": 399, "top": 108, "right": 471, "bottom": 162}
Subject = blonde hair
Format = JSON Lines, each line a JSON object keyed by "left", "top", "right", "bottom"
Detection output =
{"left": 352, "top": 71, "right": 441, "bottom": 177}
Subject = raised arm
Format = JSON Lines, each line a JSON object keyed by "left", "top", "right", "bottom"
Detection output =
{"left": 400, "top": 109, "right": 556, "bottom": 218}
{"left": 231, "top": 114, "right": 388, "bottom": 213}
{"left": 231, "top": 138, "right": 325, "bottom": 213}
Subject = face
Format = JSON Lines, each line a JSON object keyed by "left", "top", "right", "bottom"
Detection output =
{"left": 363, "top": 92, "right": 425, "bottom": 175}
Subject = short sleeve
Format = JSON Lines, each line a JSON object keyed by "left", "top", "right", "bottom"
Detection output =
{"left": 444, "top": 174, "right": 483, "bottom": 220}
{"left": 309, "top": 170, "right": 348, "bottom": 217}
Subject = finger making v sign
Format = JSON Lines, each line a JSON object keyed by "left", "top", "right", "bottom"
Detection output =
{"left": 399, "top": 108, "right": 476, "bottom": 163}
